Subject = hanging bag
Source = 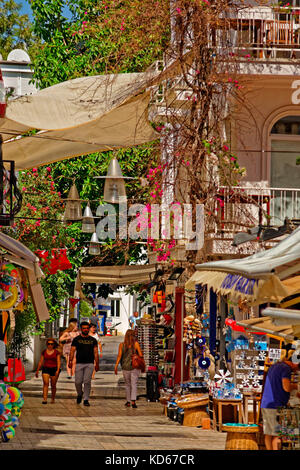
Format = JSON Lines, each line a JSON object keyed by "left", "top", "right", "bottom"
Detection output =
{"left": 132, "top": 352, "right": 146, "bottom": 373}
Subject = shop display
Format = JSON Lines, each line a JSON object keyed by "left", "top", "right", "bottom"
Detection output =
{"left": 231, "top": 340, "right": 265, "bottom": 392}
{"left": 150, "top": 286, "right": 176, "bottom": 389}
{"left": 137, "top": 320, "right": 157, "bottom": 369}
{"left": 278, "top": 407, "right": 300, "bottom": 450}
{"left": 0, "top": 382, "right": 24, "bottom": 442}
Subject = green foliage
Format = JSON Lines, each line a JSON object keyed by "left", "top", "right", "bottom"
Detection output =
{"left": 79, "top": 299, "right": 93, "bottom": 318}
{"left": 30, "top": 0, "right": 170, "bottom": 88}
{"left": 0, "top": 0, "right": 40, "bottom": 59}
{"left": 6, "top": 306, "right": 37, "bottom": 358}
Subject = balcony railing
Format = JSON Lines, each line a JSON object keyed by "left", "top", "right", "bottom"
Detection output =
{"left": 214, "top": 185, "right": 300, "bottom": 233}
{"left": 211, "top": 7, "right": 300, "bottom": 59}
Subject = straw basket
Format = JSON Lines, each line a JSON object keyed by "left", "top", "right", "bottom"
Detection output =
{"left": 222, "top": 425, "right": 259, "bottom": 450}
{"left": 177, "top": 395, "right": 209, "bottom": 427}
{"left": 257, "top": 424, "right": 266, "bottom": 450}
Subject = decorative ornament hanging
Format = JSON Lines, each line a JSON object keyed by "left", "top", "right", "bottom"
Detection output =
{"left": 198, "top": 357, "right": 211, "bottom": 370}
{"left": 214, "top": 369, "right": 233, "bottom": 386}
{"left": 258, "top": 351, "right": 267, "bottom": 361}
{"left": 69, "top": 298, "right": 80, "bottom": 309}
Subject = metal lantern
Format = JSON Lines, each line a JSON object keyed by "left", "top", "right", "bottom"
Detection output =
{"left": 81, "top": 203, "right": 95, "bottom": 233}
{"left": 63, "top": 183, "right": 82, "bottom": 221}
{"left": 88, "top": 232, "right": 101, "bottom": 255}
{"left": 95, "top": 157, "right": 134, "bottom": 204}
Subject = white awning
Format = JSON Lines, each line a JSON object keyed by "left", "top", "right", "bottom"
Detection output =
{"left": 0, "top": 72, "right": 159, "bottom": 169}
{"left": 185, "top": 227, "right": 300, "bottom": 304}
{"left": 74, "top": 264, "right": 157, "bottom": 298}
{"left": 195, "top": 226, "right": 300, "bottom": 279}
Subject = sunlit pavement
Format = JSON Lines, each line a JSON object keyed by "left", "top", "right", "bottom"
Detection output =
{"left": 0, "top": 368, "right": 226, "bottom": 451}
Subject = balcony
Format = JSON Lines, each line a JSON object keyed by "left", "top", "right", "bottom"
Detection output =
{"left": 212, "top": 7, "right": 300, "bottom": 60}
{"left": 206, "top": 185, "right": 300, "bottom": 256}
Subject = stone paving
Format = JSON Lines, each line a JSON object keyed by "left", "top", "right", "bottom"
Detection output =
{"left": 0, "top": 369, "right": 227, "bottom": 451}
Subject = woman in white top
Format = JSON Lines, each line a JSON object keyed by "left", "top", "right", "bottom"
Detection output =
{"left": 59, "top": 322, "right": 80, "bottom": 378}
{"left": 89, "top": 324, "right": 103, "bottom": 378}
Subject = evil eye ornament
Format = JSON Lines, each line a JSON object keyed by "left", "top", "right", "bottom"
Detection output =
{"left": 198, "top": 357, "right": 211, "bottom": 369}
{"left": 195, "top": 337, "right": 206, "bottom": 347}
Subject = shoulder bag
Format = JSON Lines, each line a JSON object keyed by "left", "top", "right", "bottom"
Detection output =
{"left": 132, "top": 351, "right": 146, "bottom": 373}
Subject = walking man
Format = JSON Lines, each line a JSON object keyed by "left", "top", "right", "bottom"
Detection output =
{"left": 69, "top": 321, "right": 99, "bottom": 406}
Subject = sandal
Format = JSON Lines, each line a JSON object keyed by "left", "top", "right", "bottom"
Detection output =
{"left": 124, "top": 402, "right": 131, "bottom": 407}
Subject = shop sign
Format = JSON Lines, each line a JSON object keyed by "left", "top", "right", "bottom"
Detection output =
{"left": 105, "top": 317, "right": 113, "bottom": 327}
{"left": 269, "top": 348, "right": 281, "bottom": 361}
{"left": 221, "top": 273, "right": 258, "bottom": 295}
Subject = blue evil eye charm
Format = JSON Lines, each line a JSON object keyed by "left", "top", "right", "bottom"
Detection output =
{"left": 198, "top": 357, "right": 211, "bottom": 369}
{"left": 195, "top": 336, "right": 206, "bottom": 347}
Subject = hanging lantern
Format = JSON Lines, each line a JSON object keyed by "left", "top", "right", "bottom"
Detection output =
{"left": 88, "top": 232, "right": 101, "bottom": 255}
{"left": 95, "top": 157, "right": 134, "bottom": 204}
{"left": 81, "top": 203, "right": 95, "bottom": 233}
{"left": 0, "top": 69, "right": 6, "bottom": 118}
{"left": 63, "top": 184, "right": 82, "bottom": 221}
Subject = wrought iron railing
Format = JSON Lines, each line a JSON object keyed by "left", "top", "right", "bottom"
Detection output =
{"left": 214, "top": 185, "right": 300, "bottom": 232}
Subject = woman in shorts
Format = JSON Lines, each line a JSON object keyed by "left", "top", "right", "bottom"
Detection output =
{"left": 35, "top": 338, "right": 61, "bottom": 404}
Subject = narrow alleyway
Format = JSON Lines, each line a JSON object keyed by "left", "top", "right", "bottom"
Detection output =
{"left": 0, "top": 337, "right": 226, "bottom": 451}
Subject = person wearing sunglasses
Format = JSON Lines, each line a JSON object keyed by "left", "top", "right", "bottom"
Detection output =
{"left": 35, "top": 338, "right": 61, "bottom": 404}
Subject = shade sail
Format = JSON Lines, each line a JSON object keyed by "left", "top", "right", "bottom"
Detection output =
{"left": 74, "top": 264, "right": 157, "bottom": 298}
{"left": 0, "top": 232, "right": 49, "bottom": 321}
{"left": 0, "top": 72, "right": 159, "bottom": 170}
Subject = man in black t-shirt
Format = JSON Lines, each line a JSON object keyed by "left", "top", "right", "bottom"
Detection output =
{"left": 69, "top": 322, "right": 99, "bottom": 406}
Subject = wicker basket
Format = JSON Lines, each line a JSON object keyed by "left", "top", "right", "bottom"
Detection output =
{"left": 182, "top": 407, "right": 210, "bottom": 427}
{"left": 222, "top": 425, "right": 259, "bottom": 450}
{"left": 257, "top": 424, "right": 266, "bottom": 450}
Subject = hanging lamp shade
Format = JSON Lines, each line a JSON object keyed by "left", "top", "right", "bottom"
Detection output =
{"left": 82, "top": 203, "right": 95, "bottom": 233}
{"left": 63, "top": 184, "right": 82, "bottom": 221}
{"left": 88, "top": 232, "right": 101, "bottom": 255}
{"left": 95, "top": 157, "right": 134, "bottom": 204}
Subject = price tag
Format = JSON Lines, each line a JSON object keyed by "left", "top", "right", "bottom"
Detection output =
{"left": 269, "top": 348, "right": 281, "bottom": 361}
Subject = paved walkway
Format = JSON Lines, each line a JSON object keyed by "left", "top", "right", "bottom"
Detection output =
{"left": 0, "top": 369, "right": 227, "bottom": 451}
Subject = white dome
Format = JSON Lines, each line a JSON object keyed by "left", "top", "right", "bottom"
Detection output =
{"left": 7, "top": 49, "right": 31, "bottom": 63}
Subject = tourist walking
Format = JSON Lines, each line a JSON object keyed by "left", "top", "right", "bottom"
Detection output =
{"left": 114, "top": 329, "right": 144, "bottom": 408}
{"left": 68, "top": 322, "right": 99, "bottom": 406}
{"left": 89, "top": 324, "right": 103, "bottom": 379}
{"left": 35, "top": 338, "right": 61, "bottom": 404}
{"left": 59, "top": 320, "right": 80, "bottom": 379}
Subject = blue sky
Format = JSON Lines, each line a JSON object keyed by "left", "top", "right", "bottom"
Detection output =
{"left": 19, "top": 0, "right": 33, "bottom": 19}
{"left": 19, "top": 1, "right": 72, "bottom": 20}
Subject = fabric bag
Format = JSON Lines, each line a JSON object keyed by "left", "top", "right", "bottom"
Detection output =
{"left": 132, "top": 353, "right": 146, "bottom": 373}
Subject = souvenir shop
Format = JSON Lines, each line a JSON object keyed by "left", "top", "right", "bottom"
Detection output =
{"left": 0, "top": 231, "right": 50, "bottom": 443}
{"left": 158, "top": 228, "right": 300, "bottom": 450}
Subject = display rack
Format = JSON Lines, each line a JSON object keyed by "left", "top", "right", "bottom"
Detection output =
{"left": 137, "top": 321, "right": 157, "bottom": 370}
{"left": 232, "top": 348, "right": 264, "bottom": 392}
